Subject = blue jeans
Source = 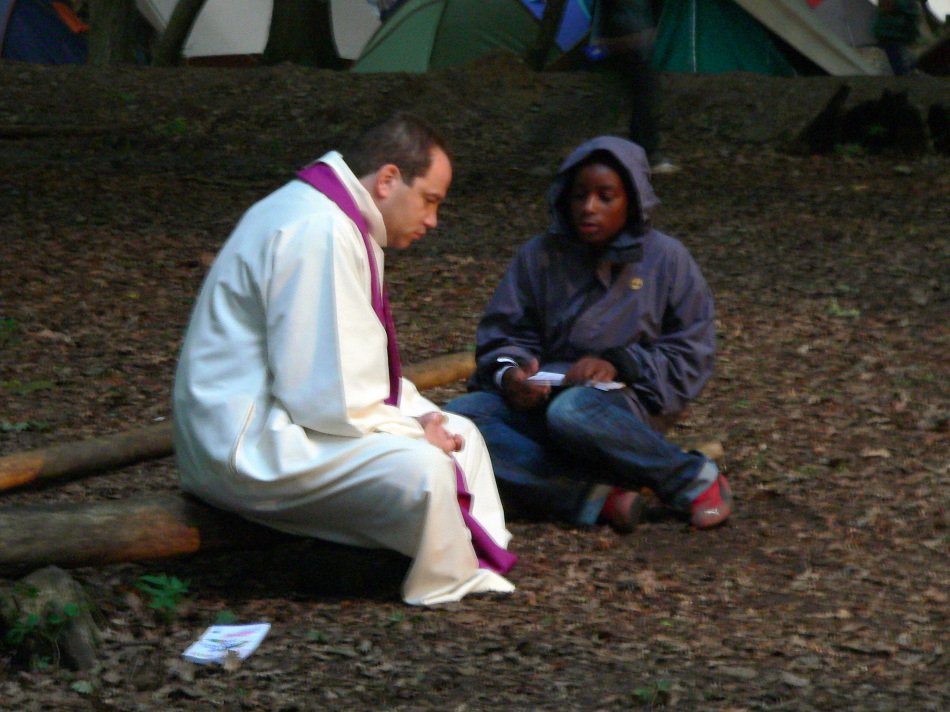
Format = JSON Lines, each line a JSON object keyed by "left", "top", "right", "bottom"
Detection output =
{"left": 445, "top": 387, "right": 717, "bottom": 525}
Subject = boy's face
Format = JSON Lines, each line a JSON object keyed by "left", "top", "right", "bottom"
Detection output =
{"left": 569, "top": 163, "right": 629, "bottom": 246}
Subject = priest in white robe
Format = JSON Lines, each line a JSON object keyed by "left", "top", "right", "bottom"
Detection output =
{"left": 173, "top": 114, "right": 516, "bottom": 605}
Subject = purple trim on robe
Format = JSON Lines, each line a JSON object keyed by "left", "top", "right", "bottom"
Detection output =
{"left": 296, "top": 162, "right": 516, "bottom": 575}
{"left": 455, "top": 462, "right": 518, "bottom": 574}
{"left": 296, "top": 162, "right": 401, "bottom": 405}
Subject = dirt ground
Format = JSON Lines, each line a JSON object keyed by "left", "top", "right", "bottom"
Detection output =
{"left": 0, "top": 55, "right": 947, "bottom": 710}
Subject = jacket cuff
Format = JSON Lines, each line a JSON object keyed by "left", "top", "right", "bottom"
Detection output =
{"left": 491, "top": 356, "right": 520, "bottom": 389}
{"left": 474, "top": 355, "right": 517, "bottom": 391}
{"left": 601, "top": 347, "right": 639, "bottom": 384}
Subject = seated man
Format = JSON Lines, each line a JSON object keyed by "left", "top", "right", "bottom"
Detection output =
{"left": 173, "top": 113, "right": 516, "bottom": 606}
{"left": 445, "top": 136, "right": 731, "bottom": 532}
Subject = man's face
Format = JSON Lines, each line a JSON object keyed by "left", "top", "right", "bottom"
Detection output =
{"left": 378, "top": 148, "right": 452, "bottom": 249}
{"left": 569, "top": 162, "right": 629, "bottom": 246}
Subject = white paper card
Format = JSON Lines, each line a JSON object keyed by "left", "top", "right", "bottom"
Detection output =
{"left": 527, "top": 371, "right": 564, "bottom": 386}
{"left": 590, "top": 381, "right": 626, "bottom": 391}
{"left": 527, "top": 372, "right": 625, "bottom": 390}
{"left": 182, "top": 623, "right": 271, "bottom": 665}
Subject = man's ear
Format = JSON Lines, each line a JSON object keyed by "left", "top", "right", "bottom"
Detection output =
{"left": 373, "top": 163, "right": 402, "bottom": 199}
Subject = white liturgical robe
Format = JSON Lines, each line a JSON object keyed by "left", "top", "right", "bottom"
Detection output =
{"left": 173, "top": 152, "right": 514, "bottom": 605}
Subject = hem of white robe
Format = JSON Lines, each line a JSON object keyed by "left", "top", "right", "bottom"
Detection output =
{"left": 236, "top": 501, "right": 516, "bottom": 606}
{"left": 404, "top": 569, "right": 515, "bottom": 606}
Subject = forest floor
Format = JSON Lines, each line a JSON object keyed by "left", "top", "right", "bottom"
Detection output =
{"left": 0, "top": 56, "right": 947, "bottom": 710}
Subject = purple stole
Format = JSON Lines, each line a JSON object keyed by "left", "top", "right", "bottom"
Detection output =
{"left": 296, "top": 163, "right": 516, "bottom": 575}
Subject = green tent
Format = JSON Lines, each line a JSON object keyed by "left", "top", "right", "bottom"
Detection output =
{"left": 353, "top": 0, "right": 876, "bottom": 76}
{"left": 354, "top": 0, "right": 791, "bottom": 75}
{"left": 653, "top": 0, "right": 795, "bottom": 75}
{"left": 353, "top": 0, "right": 552, "bottom": 73}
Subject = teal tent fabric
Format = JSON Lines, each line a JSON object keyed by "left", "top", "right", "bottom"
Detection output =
{"left": 652, "top": 0, "right": 795, "bottom": 75}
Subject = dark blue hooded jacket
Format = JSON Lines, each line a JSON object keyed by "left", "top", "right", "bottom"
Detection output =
{"left": 472, "top": 136, "right": 715, "bottom": 420}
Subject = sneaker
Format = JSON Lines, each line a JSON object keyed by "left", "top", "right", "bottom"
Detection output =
{"left": 689, "top": 475, "right": 733, "bottom": 529}
{"left": 650, "top": 158, "right": 680, "bottom": 175}
{"left": 601, "top": 488, "right": 644, "bottom": 533}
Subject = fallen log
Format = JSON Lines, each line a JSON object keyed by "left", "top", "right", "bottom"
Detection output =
{"left": 0, "top": 124, "right": 146, "bottom": 139}
{"left": 402, "top": 350, "right": 475, "bottom": 391}
{"left": 0, "top": 493, "right": 289, "bottom": 573}
{"left": 0, "top": 351, "right": 476, "bottom": 493}
{"left": 0, "top": 440, "right": 724, "bottom": 573}
{"left": 0, "top": 493, "right": 412, "bottom": 596}
{"left": 686, "top": 439, "right": 724, "bottom": 462}
{"left": 0, "top": 423, "right": 174, "bottom": 492}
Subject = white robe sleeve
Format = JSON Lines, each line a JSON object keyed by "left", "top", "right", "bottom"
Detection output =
{"left": 262, "top": 210, "right": 424, "bottom": 439}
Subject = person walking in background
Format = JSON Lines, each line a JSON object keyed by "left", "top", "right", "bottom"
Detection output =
{"left": 585, "top": 0, "right": 677, "bottom": 174}
{"left": 873, "top": 0, "right": 922, "bottom": 75}
{"left": 445, "top": 136, "right": 731, "bottom": 533}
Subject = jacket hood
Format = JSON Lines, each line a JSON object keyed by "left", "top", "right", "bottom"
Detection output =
{"left": 547, "top": 136, "right": 659, "bottom": 261}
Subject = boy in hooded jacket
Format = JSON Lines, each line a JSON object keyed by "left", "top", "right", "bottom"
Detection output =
{"left": 445, "top": 136, "right": 731, "bottom": 531}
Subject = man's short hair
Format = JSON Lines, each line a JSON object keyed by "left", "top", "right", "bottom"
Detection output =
{"left": 346, "top": 113, "right": 450, "bottom": 183}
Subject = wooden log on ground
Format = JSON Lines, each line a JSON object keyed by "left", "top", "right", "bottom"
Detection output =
{"left": 0, "top": 352, "right": 476, "bottom": 493}
{"left": 0, "top": 124, "right": 146, "bottom": 139}
{"left": 686, "top": 439, "right": 725, "bottom": 462}
{"left": 0, "top": 437, "right": 725, "bottom": 573}
{"left": 0, "top": 494, "right": 411, "bottom": 595}
{"left": 0, "top": 422, "right": 174, "bottom": 492}
{"left": 403, "top": 350, "right": 474, "bottom": 391}
{"left": 0, "top": 445, "right": 728, "bottom": 574}
{"left": 0, "top": 493, "right": 288, "bottom": 574}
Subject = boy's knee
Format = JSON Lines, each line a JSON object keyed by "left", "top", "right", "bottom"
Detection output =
{"left": 546, "top": 387, "right": 598, "bottom": 436}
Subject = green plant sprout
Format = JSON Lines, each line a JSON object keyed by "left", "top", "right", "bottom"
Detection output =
{"left": 0, "top": 317, "right": 19, "bottom": 347}
{"left": 3, "top": 594, "right": 81, "bottom": 669}
{"left": 827, "top": 298, "right": 861, "bottom": 318}
{"left": 157, "top": 117, "right": 189, "bottom": 136}
{"left": 833, "top": 142, "right": 865, "bottom": 157}
{"left": 136, "top": 574, "right": 190, "bottom": 617}
{"left": 633, "top": 678, "right": 673, "bottom": 706}
{"left": 214, "top": 610, "right": 239, "bottom": 625}
{"left": 1, "top": 379, "right": 55, "bottom": 395}
{"left": 1, "top": 420, "right": 49, "bottom": 433}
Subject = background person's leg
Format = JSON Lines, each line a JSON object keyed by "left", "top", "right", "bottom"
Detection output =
{"left": 626, "top": 49, "right": 660, "bottom": 160}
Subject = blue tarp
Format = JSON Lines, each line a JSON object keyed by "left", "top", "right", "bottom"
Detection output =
{"left": 0, "top": 0, "right": 88, "bottom": 64}
{"left": 521, "top": 0, "right": 593, "bottom": 51}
